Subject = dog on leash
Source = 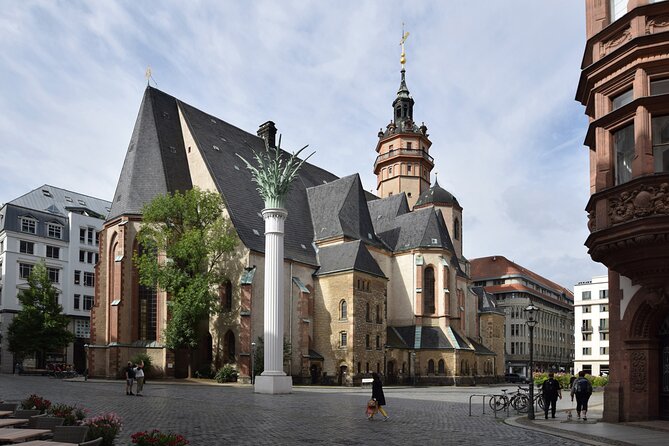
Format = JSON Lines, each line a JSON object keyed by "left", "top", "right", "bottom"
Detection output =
{"left": 564, "top": 409, "right": 573, "bottom": 421}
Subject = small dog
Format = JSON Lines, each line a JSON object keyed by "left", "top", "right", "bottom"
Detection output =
{"left": 565, "top": 409, "right": 573, "bottom": 421}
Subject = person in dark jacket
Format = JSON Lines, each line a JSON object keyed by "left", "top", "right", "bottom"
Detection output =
{"left": 540, "top": 372, "right": 562, "bottom": 419}
{"left": 370, "top": 373, "right": 389, "bottom": 421}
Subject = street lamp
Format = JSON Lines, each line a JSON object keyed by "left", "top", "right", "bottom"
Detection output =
{"left": 251, "top": 342, "right": 256, "bottom": 385}
{"left": 525, "top": 303, "right": 539, "bottom": 420}
{"left": 411, "top": 351, "right": 417, "bottom": 387}
{"left": 83, "top": 344, "right": 89, "bottom": 381}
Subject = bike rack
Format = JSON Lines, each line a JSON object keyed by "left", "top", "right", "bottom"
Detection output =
{"left": 468, "top": 394, "right": 506, "bottom": 418}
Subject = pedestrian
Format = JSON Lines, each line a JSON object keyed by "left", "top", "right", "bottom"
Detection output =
{"left": 369, "top": 373, "right": 389, "bottom": 421}
{"left": 571, "top": 370, "right": 593, "bottom": 421}
{"left": 135, "top": 360, "right": 145, "bottom": 396}
{"left": 125, "top": 361, "right": 135, "bottom": 395}
{"left": 540, "top": 372, "right": 562, "bottom": 419}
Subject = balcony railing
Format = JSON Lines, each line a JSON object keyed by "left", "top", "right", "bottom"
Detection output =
{"left": 599, "top": 326, "right": 609, "bottom": 333}
{"left": 374, "top": 148, "right": 433, "bottom": 169}
{"left": 581, "top": 326, "right": 593, "bottom": 333}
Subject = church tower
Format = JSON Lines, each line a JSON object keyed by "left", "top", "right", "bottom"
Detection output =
{"left": 374, "top": 31, "right": 434, "bottom": 209}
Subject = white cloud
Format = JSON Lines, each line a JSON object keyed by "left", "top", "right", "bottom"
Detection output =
{"left": 0, "top": 0, "right": 605, "bottom": 289}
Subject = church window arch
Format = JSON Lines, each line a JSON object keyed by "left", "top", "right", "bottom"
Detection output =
{"left": 438, "top": 359, "right": 445, "bottom": 375}
{"left": 219, "top": 280, "right": 233, "bottom": 312}
{"left": 454, "top": 217, "right": 460, "bottom": 240}
{"left": 428, "top": 359, "right": 435, "bottom": 374}
{"left": 424, "top": 267, "right": 435, "bottom": 314}
{"left": 340, "top": 300, "right": 347, "bottom": 320}
{"left": 224, "top": 330, "right": 236, "bottom": 363}
{"left": 136, "top": 242, "right": 157, "bottom": 341}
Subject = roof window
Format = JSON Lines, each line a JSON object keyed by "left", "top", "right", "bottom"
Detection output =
{"left": 42, "top": 189, "right": 52, "bottom": 197}
{"left": 78, "top": 199, "right": 86, "bottom": 206}
{"left": 65, "top": 196, "right": 73, "bottom": 203}
{"left": 210, "top": 118, "right": 217, "bottom": 124}
{"left": 213, "top": 145, "right": 220, "bottom": 151}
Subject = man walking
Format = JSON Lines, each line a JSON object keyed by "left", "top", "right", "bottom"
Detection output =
{"left": 571, "top": 370, "right": 593, "bottom": 421}
{"left": 125, "top": 361, "right": 135, "bottom": 395}
{"left": 540, "top": 372, "right": 562, "bottom": 419}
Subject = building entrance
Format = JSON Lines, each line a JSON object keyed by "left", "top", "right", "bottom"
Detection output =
{"left": 660, "top": 315, "right": 669, "bottom": 420}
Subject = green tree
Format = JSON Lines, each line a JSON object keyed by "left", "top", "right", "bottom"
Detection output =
{"left": 8, "top": 262, "right": 74, "bottom": 367}
{"left": 135, "top": 188, "right": 238, "bottom": 377}
{"left": 252, "top": 336, "right": 292, "bottom": 377}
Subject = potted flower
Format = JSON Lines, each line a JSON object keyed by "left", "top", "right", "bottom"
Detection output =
{"left": 131, "top": 429, "right": 189, "bottom": 445}
{"left": 83, "top": 413, "right": 122, "bottom": 446}
{"left": 48, "top": 403, "right": 86, "bottom": 425}
{"left": 21, "top": 394, "right": 52, "bottom": 414}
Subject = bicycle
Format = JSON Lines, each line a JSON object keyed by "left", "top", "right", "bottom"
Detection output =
{"left": 489, "top": 387, "right": 530, "bottom": 412}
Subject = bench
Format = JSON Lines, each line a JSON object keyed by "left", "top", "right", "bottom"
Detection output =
{"left": 361, "top": 378, "right": 373, "bottom": 387}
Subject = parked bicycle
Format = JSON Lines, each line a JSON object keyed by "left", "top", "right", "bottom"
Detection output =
{"left": 489, "top": 387, "right": 530, "bottom": 412}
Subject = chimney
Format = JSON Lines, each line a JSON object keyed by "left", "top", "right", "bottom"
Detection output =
{"left": 257, "top": 121, "right": 277, "bottom": 148}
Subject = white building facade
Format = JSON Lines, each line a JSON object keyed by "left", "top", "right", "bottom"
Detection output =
{"left": 0, "top": 185, "right": 110, "bottom": 373}
{"left": 574, "top": 275, "right": 609, "bottom": 376}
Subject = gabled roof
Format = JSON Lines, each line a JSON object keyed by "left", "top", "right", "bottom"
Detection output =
{"left": 110, "top": 87, "right": 337, "bottom": 266}
{"left": 306, "top": 174, "right": 383, "bottom": 247}
{"left": 10, "top": 184, "right": 110, "bottom": 219}
{"left": 470, "top": 286, "right": 505, "bottom": 315}
{"left": 108, "top": 87, "right": 192, "bottom": 220}
{"left": 314, "top": 240, "right": 386, "bottom": 279}
{"left": 372, "top": 205, "right": 456, "bottom": 253}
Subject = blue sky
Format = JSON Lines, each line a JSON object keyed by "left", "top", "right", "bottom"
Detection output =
{"left": 0, "top": 0, "right": 606, "bottom": 289}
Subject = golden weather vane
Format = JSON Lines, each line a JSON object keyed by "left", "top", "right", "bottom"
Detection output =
{"left": 400, "top": 23, "right": 410, "bottom": 69}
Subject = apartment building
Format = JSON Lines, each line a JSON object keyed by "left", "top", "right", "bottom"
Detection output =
{"left": 574, "top": 275, "right": 609, "bottom": 377}
{"left": 0, "top": 185, "right": 110, "bottom": 373}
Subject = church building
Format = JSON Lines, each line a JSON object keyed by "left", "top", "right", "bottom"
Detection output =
{"left": 89, "top": 50, "right": 505, "bottom": 384}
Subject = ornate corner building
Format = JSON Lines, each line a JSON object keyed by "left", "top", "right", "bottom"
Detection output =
{"left": 89, "top": 47, "right": 506, "bottom": 386}
{"left": 577, "top": 0, "right": 669, "bottom": 421}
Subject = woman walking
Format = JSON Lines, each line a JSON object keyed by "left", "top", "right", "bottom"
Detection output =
{"left": 369, "top": 373, "right": 389, "bottom": 421}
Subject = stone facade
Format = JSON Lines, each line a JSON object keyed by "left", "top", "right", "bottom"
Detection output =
{"left": 577, "top": 0, "right": 669, "bottom": 421}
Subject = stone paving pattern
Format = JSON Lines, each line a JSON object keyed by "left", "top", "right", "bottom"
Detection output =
{"left": 0, "top": 375, "right": 589, "bottom": 445}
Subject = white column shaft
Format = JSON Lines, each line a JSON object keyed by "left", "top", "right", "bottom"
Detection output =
{"left": 262, "top": 208, "right": 287, "bottom": 375}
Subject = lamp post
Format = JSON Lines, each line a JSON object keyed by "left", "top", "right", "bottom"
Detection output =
{"left": 525, "top": 303, "right": 539, "bottom": 420}
{"left": 251, "top": 342, "right": 256, "bottom": 385}
{"left": 411, "top": 351, "right": 417, "bottom": 387}
{"left": 83, "top": 344, "right": 89, "bottom": 381}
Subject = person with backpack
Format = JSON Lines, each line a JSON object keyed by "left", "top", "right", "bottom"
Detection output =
{"left": 571, "top": 370, "right": 593, "bottom": 421}
{"left": 540, "top": 372, "right": 562, "bottom": 419}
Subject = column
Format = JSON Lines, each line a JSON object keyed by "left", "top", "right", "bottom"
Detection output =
{"left": 254, "top": 207, "right": 293, "bottom": 394}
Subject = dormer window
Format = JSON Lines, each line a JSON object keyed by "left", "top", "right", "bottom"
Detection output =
{"left": 47, "top": 222, "right": 63, "bottom": 239}
{"left": 20, "top": 217, "right": 36, "bottom": 234}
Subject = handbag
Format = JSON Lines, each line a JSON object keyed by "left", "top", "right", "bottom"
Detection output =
{"left": 366, "top": 399, "right": 378, "bottom": 416}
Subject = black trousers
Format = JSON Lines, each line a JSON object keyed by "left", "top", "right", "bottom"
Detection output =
{"left": 544, "top": 395, "right": 558, "bottom": 417}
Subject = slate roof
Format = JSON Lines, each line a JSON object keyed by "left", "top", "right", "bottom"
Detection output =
{"left": 306, "top": 174, "right": 383, "bottom": 247}
{"left": 414, "top": 178, "right": 461, "bottom": 209}
{"left": 109, "top": 87, "right": 192, "bottom": 220}
{"left": 110, "top": 87, "right": 337, "bottom": 266}
{"left": 10, "top": 184, "right": 111, "bottom": 219}
{"left": 368, "top": 196, "right": 458, "bottom": 255}
{"left": 388, "top": 325, "right": 493, "bottom": 353}
{"left": 314, "top": 240, "right": 386, "bottom": 278}
{"left": 110, "top": 87, "right": 461, "bottom": 267}
{"left": 470, "top": 286, "right": 505, "bottom": 315}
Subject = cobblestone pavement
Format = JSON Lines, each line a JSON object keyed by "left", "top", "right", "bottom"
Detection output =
{"left": 0, "top": 375, "right": 588, "bottom": 446}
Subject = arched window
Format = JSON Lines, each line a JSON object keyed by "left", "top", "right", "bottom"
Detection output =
{"left": 219, "top": 280, "right": 233, "bottom": 312}
{"left": 340, "top": 300, "right": 347, "bottom": 320}
{"left": 424, "top": 267, "right": 435, "bottom": 314}
{"left": 428, "top": 359, "right": 435, "bottom": 374}
{"left": 224, "top": 330, "right": 235, "bottom": 363}
{"left": 454, "top": 217, "right": 460, "bottom": 240}
{"left": 438, "top": 359, "right": 445, "bottom": 375}
{"left": 137, "top": 242, "right": 157, "bottom": 341}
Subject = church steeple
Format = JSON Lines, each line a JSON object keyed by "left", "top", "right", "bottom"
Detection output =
{"left": 373, "top": 29, "right": 434, "bottom": 209}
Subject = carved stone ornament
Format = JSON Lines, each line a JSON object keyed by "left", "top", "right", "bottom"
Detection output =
{"left": 647, "top": 14, "right": 669, "bottom": 35}
{"left": 608, "top": 182, "right": 669, "bottom": 224}
{"left": 601, "top": 28, "right": 631, "bottom": 57}
{"left": 631, "top": 351, "right": 647, "bottom": 392}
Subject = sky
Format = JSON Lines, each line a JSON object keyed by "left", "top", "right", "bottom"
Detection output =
{"left": 0, "top": 0, "right": 607, "bottom": 290}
